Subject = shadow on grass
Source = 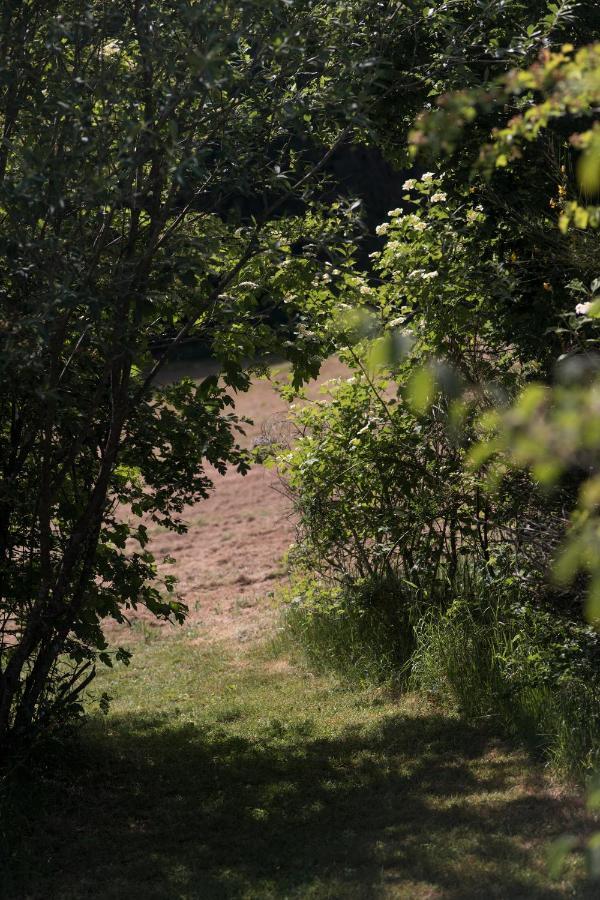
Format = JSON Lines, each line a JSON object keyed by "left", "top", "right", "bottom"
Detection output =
{"left": 2, "top": 710, "right": 592, "bottom": 899}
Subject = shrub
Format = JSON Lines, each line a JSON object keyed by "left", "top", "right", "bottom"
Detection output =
{"left": 278, "top": 371, "right": 509, "bottom": 593}
{"left": 0, "top": 0, "right": 366, "bottom": 753}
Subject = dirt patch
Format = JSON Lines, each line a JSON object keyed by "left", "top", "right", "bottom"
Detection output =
{"left": 106, "top": 357, "right": 349, "bottom": 644}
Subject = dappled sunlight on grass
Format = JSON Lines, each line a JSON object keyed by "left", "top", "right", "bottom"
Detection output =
{"left": 3, "top": 637, "right": 593, "bottom": 899}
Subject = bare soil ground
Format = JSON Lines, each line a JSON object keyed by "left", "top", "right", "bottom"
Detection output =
{"left": 107, "top": 356, "right": 349, "bottom": 644}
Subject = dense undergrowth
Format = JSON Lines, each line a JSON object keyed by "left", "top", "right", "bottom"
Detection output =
{"left": 281, "top": 565, "right": 600, "bottom": 776}
{"left": 411, "top": 596, "right": 600, "bottom": 774}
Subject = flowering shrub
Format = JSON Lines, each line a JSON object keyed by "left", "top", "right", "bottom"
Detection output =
{"left": 369, "top": 173, "right": 534, "bottom": 386}
{"left": 407, "top": 45, "right": 600, "bottom": 625}
{"left": 411, "top": 43, "right": 600, "bottom": 231}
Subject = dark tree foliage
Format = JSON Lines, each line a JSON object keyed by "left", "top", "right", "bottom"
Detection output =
{"left": 0, "top": 0, "right": 384, "bottom": 751}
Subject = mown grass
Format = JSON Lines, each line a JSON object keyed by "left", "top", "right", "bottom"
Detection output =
{"left": 1, "top": 632, "right": 594, "bottom": 899}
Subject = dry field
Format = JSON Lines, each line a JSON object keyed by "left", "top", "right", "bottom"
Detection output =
{"left": 107, "top": 356, "right": 350, "bottom": 643}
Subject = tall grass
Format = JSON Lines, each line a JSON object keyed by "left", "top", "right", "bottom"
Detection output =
{"left": 283, "top": 575, "right": 421, "bottom": 685}
{"left": 283, "top": 565, "right": 600, "bottom": 775}
{"left": 410, "top": 588, "right": 600, "bottom": 775}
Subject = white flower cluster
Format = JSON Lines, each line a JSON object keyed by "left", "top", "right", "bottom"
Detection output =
{"left": 396, "top": 214, "right": 427, "bottom": 232}
{"left": 101, "top": 40, "right": 121, "bottom": 57}
{"left": 377, "top": 210, "right": 428, "bottom": 238}
{"left": 402, "top": 172, "right": 436, "bottom": 189}
{"left": 408, "top": 269, "right": 438, "bottom": 281}
{"left": 430, "top": 192, "right": 447, "bottom": 203}
{"left": 466, "top": 205, "right": 485, "bottom": 224}
{"left": 296, "top": 324, "right": 317, "bottom": 339}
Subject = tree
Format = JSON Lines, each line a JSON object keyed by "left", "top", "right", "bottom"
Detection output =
{"left": 0, "top": 0, "right": 374, "bottom": 752}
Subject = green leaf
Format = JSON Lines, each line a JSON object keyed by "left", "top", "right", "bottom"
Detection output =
{"left": 546, "top": 835, "right": 577, "bottom": 880}
{"left": 578, "top": 146, "right": 600, "bottom": 196}
{"left": 467, "top": 440, "right": 499, "bottom": 470}
{"left": 585, "top": 577, "right": 600, "bottom": 626}
{"left": 587, "top": 833, "right": 600, "bottom": 879}
{"left": 407, "top": 367, "right": 435, "bottom": 415}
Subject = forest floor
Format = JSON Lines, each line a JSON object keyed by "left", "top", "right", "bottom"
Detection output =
{"left": 3, "top": 360, "right": 597, "bottom": 899}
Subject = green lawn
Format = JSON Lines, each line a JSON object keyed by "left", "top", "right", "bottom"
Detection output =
{"left": 2, "top": 632, "right": 594, "bottom": 899}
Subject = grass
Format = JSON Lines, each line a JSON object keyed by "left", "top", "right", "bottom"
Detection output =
{"left": 283, "top": 569, "right": 600, "bottom": 778}
{"left": 2, "top": 630, "right": 595, "bottom": 899}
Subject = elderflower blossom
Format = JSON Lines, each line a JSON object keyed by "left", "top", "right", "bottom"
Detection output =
{"left": 422, "top": 271, "right": 438, "bottom": 280}
{"left": 576, "top": 302, "right": 592, "bottom": 316}
{"left": 402, "top": 178, "right": 417, "bottom": 190}
{"left": 101, "top": 39, "right": 121, "bottom": 58}
{"left": 296, "top": 324, "right": 317, "bottom": 338}
{"left": 375, "top": 223, "right": 389, "bottom": 236}
{"left": 466, "top": 209, "right": 479, "bottom": 224}
{"left": 421, "top": 172, "right": 435, "bottom": 182}
{"left": 430, "top": 192, "right": 447, "bottom": 203}
{"left": 412, "top": 219, "right": 427, "bottom": 232}
{"left": 388, "top": 208, "right": 402, "bottom": 217}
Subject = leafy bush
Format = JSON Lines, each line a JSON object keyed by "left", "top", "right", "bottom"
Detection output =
{"left": 276, "top": 368, "right": 533, "bottom": 593}
{"left": 411, "top": 41, "right": 600, "bottom": 620}
{"left": 0, "top": 0, "right": 369, "bottom": 753}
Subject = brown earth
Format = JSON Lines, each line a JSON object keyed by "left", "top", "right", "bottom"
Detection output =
{"left": 106, "top": 356, "right": 349, "bottom": 643}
